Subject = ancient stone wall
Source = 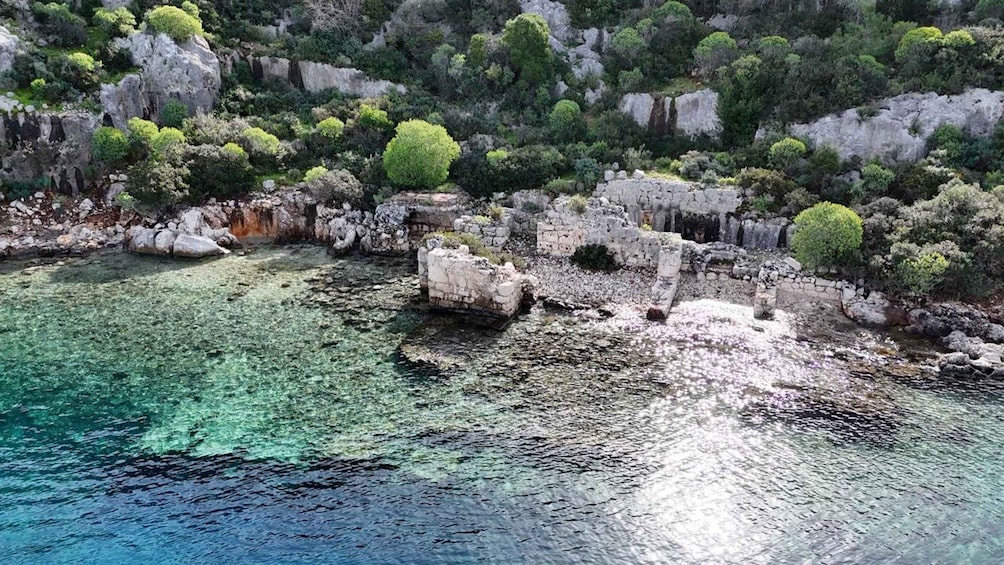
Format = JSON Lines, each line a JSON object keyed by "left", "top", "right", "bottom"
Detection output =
{"left": 595, "top": 176, "right": 742, "bottom": 232}
{"left": 0, "top": 110, "right": 98, "bottom": 195}
{"left": 454, "top": 215, "right": 511, "bottom": 251}
{"left": 418, "top": 242, "right": 532, "bottom": 320}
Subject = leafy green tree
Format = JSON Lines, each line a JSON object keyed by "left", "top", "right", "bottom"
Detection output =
{"left": 126, "top": 154, "right": 190, "bottom": 210}
{"left": 383, "top": 120, "right": 461, "bottom": 189}
{"left": 611, "top": 27, "right": 646, "bottom": 67}
{"left": 146, "top": 5, "right": 204, "bottom": 42}
{"left": 92, "top": 127, "right": 129, "bottom": 163}
{"left": 150, "top": 127, "right": 186, "bottom": 158}
{"left": 502, "top": 13, "right": 553, "bottom": 84}
{"left": 93, "top": 7, "right": 136, "bottom": 38}
{"left": 791, "top": 202, "right": 864, "bottom": 268}
{"left": 549, "top": 100, "right": 583, "bottom": 141}
{"left": 858, "top": 163, "right": 895, "bottom": 196}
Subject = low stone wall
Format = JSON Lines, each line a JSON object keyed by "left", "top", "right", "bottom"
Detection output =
{"left": 595, "top": 176, "right": 742, "bottom": 229}
{"left": 454, "top": 215, "right": 511, "bottom": 251}
{"left": 418, "top": 239, "right": 534, "bottom": 321}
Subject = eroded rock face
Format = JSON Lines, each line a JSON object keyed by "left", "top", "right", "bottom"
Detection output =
{"left": 0, "top": 111, "right": 99, "bottom": 195}
{"left": 241, "top": 54, "right": 407, "bottom": 97}
{"left": 99, "top": 74, "right": 151, "bottom": 129}
{"left": 0, "top": 25, "right": 19, "bottom": 76}
{"left": 618, "top": 89, "right": 722, "bottom": 138}
{"left": 785, "top": 88, "right": 1004, "bottom": 162}
{"left": 118, "top": 33, "right": 222, "bottom": 115}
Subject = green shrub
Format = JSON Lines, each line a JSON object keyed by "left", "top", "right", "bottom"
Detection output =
{"left": 150, "top": 127, "right": 186, "bottom": 157}
{"left": 126, "top": 155, "right": 190, "bottom": 210}
{"left": 304, "top": 166, "right": 329, "bottom": 183}
{"left": 357, "top": 104, "right": 392, "bottom": 130}
{"left": 574, "top": 157, "right": 601, "bottom": 187}
{"left": 768, "top": 137, "right": 807, "bottom": 170}
{"left": 569, "top": 194, "right": 588, "bottom": 214}
{"left": 184, "top": 144, "right": 255, "bottom": 203}
{"left": 791, "top": 202, "right": 863, "bottom": 269}
{"left": 32, "top": 2, "right": 87, "bottom": 46}
{"left": 693, "top": 31, "right": 737, "bottom": 76}
{"left": 66, "top": 52, "right": 97, "bottom": 73}
{"left": 240, "top": 127, "right": 281, "bottom": 156}
{"left": 305, "top": 169, "right": 363, "bottom": 205}
{"left": 571, "top": 243, "right": 619, "bottom": 272}
{"left": 146, "top": 5, "right": 204, "bottom": 42}
{"left": 383, "top": 119, "right": 461, "bottom": 189}
{"left": 30, "top": 78, "right": 47, "bottom": 100}
{"left": 858, "top": 163, "right": 896, "bottom": 196}
{"left": 92, "top": 127, "right": 129, "bottom": 163}
{"left": 896, "top": 252, "right": 949, "bottom": 296}
{"left": 317, "top": 117, "right": 345, "bottom": 139}
{"left": 486, "top": 149, "right": 509, "bottom": 167}
{"left": 128, "top": 117, "right": 159, "bottom": 148}
{"left": 160, "top": 100, "right": 189, "bottom": 129}
{"left": 737, "top": 167, "right": 796, "bottom": 200}
{"left": 93, "top": 7, "right": 136, "bottom": 38}
{"left": 423, "top": 231, "right": 500, "bottom": 264}
{"left": 895, "top": 26, "right": 942, "bottom": 61}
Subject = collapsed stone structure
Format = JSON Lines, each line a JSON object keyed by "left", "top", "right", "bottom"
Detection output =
{"left": 417, "top": 236, "right": 536, "bottom": 322}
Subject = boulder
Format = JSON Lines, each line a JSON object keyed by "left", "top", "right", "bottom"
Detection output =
{"left": 785, "top": 88, "right": 1004, "bottom": 163}
{"left": 153, "top": 229, "right": 176, "bottom": 256}
{"left": 519, "top": 0, "right": 573, "bottom": 42}
{"left": 118, "top": 32, "right": 221, "bottom": 115}
{"left": 675, "top": 90, "right": 722, "bottom": 137}
{"left": 842, "top": 291, "right": 898, "bottom": 327}
{"left": 127, "top": 226, "right": 158, "bottom": 255}
{"left": 172, "top": 234, "right": 230, "bottom": 258}
{"left": 298, "top": 61, "right": 406, "bottom": 97}
{"left": 99, "top": 74, "right": 151, "bottom": 129}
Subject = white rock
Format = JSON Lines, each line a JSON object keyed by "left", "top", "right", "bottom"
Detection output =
{"left": 172, "top": 234, "right": 230, "bottom": 258}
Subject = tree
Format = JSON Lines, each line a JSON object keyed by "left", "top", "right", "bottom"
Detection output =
{"left": 92, "top": 127, "right": 129, "bottom": 163}
{"left": 502, "top": 13, "right": 553, "bottom": 85}
{"left": 160, "top": 100, "right": 189, "bottom": 128}
{"left": 383, "top": 120, "right": 461, "bottom": 189}
{"left": 549, "top": 99, "right": 583, "bottom": 141}
{"left": 791, "top": 202, "right": 863, "bottom": 268}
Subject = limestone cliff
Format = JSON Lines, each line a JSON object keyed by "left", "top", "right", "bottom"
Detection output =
{"left": 782, "top": 88, "right": 1004, "bottom": 162}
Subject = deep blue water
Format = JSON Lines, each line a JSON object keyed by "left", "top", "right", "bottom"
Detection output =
{"left": 2, "top": 249, "right": 1004, "bottom": 564}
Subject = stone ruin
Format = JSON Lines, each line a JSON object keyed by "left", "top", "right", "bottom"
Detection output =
{"left": 417, "top": 236, "right": 536, "bottom": 323}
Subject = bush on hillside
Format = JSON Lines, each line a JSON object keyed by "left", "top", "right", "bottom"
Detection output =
{"left": 147, "top": 5, "right": 204, "bottom": 42}
{"left": 571, "top": 243, "right": 619, "bottom": 272}
{"left": 383, "top": 120, "right": 460, "bottom": 189}
{"left": 791, "top": 202, "right": 863, "bottom": 268}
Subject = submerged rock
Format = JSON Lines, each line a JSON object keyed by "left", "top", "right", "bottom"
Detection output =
{"left": 172, "top": 234, "right": 230, "bottom": 258}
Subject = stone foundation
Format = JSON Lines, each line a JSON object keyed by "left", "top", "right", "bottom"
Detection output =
{"left": 418, "top": 238, "right": 535, "bottom": 322}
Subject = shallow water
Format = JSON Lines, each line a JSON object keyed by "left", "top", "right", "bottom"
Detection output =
{"left": 1, "top": 247, "right": 1003, "bottom": 564}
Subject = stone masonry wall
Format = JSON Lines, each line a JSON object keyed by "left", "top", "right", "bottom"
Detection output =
{"left": 419, "top": 242, "right": 530, "bottom": 320}
{"left": 594, "top": 176, "right": 742, "bottom": 232}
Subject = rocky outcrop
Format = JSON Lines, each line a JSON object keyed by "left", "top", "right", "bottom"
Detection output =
{"left": 907, "top": 303, "right": 1004, "bottom": 342}
{"left": 126, "top": 226, "right": 230, "bottom": 259}
{"left": 519, "top": 0, "right": 573, "bottom": 42}
{"left": 939, "top": 331, "right": 1004, "bottom": 379}
{"left": 419, "top": 237, "right": 535, "bottom": 322}
{"left": 99, "top": 74, "right": 151, "bottom": 129}
{"left": 0, "top": 25, "right": 19, "bottom": 76}
{"left": 0, "top": 111, "right": 99, "bottom": 195}
{"left": 618, "top": 89, "right": 722, "bottom": 138}
{"left": 118, "top": 32, "right": 221, "bottom": 115}
{"left": 784, "top": 88, "right": 1004, "bottom": 162}
{"left": 239, "top": 54, "right": 406, "bottom": 97}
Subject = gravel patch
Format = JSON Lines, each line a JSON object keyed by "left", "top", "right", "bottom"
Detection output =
{"left": 675, "top": 272, "right": 755, "bottom": 306}
{"left": 526, "top": 256, "right": 654, "bottom": 308}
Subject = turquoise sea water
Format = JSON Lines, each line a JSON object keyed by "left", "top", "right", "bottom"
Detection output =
{"left": 1, "top": 247, "right": 1003, "bottom": 564}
